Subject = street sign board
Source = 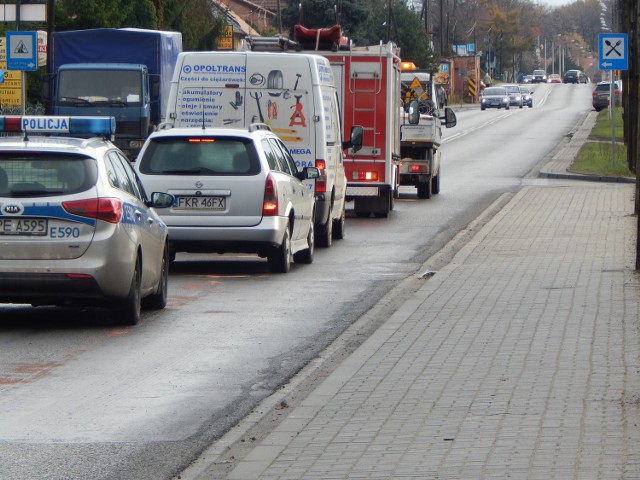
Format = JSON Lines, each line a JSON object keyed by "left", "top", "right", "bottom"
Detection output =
{"left": 6, "top": 31, "right": 37, "bottom": 71}
{"left": 0, "top": 37, "right": 23, "bottom": 108}
{"left": 598, "top": 33, "right": 628, "bottom": 71}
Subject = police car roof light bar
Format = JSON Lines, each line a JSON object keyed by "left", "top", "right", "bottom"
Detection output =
{"left": 0, "top": 116, "right": 116, "bottom": 136}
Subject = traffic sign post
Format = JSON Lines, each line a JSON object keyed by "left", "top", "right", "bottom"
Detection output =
{"left": 598, "top": 33, "right": 627, "bottom": 170}
{"left": 6, "top": 31, "right": 37, "bottom": 71}
{"left": 598, "top": 33, "right": 628, "bottom": 71}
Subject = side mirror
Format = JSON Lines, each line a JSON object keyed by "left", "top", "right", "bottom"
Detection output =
{"left": 442, "top": 107, "right": 457, "bottom": 129}
{"left": 408, "top": 100, "right": 420, "bottom": 125}
{"left": 343, "top": 125, "right": 364, "bottom": 153}
{"left": 300, "top": 166, "right": 320, "bottom": 180}
{"left": 150, "top": 192, "right": 175, "bottom": 209}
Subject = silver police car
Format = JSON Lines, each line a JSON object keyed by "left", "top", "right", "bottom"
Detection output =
{"left": 0, "top": 116, "right": 174, "bottom": 325}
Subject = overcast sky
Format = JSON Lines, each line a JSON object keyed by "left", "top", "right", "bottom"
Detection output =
{"left": 538, "top": 0, "right": 574, "bottom": 8}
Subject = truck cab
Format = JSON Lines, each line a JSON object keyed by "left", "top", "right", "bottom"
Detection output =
{"left": 53, "top": 63, "right": 150, "bottom": 157}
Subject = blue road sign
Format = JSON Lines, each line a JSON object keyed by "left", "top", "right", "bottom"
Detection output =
{"left": 598, "top": 33, "right": 628, "bottom": 71}
{"left": 6, "top": 31, "right": 37, "bottom": 71}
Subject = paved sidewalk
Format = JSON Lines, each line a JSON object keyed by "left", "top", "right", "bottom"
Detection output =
{"left": 185, "top": 112, "right": 640, "bottom": 479}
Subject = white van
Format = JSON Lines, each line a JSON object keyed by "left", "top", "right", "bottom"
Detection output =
{"left": 164, "top": 51, "right": 348, "bottom": 247}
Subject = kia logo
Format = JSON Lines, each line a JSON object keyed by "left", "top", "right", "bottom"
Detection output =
{"left": 2, "top": 204, "right": 23, "bottom": 215}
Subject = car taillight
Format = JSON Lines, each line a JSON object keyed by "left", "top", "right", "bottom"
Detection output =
{"left": 262, "top": 173, "right": 278, "bottom": 216}
{"left": 315, "top": 159, "right": 327, "bottom": 193}
{"left": 62, "top": 197, "right": 122, "bottom": 224}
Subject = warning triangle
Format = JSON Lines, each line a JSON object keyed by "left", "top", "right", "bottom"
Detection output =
{"left": 14, "top": 41, "right": 28, "bottom": 54}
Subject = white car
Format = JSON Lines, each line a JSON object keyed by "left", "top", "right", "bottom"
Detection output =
{"left": 0, "top": 116, "right": 174, "bottom": 325}
{"left": 135, "top": 124, "right": 319, "bottom": 273}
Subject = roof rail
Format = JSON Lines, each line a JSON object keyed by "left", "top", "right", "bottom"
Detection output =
{"left": 243, "top": 35, "right": 302, "bottom": 52}
{"left": 248, "top": 123, "right": 272, "bottom": 132}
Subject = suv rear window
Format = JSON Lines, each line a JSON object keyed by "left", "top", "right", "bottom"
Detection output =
{"left": 0, "top": 154, "right": 97, "bottom": 197}
{"left": 139, "top": 136, "right": 261, "bottom": 176}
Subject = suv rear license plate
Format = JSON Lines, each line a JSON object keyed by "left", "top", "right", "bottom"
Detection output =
{"left": 0, "top": 218, "right": 48, "bottom": 236}
{"left": 176, "top": 196, "right": 225, "bottom": 210}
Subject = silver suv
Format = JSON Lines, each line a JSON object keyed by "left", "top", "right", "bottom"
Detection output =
{"left": 135, "top": 124, "right": 320, "bottom": 273}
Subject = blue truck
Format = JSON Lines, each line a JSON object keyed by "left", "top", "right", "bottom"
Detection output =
{"left": 49, "top": 28, "right": 183, "bottom": 158}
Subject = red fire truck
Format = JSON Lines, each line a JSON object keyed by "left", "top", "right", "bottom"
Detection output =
{"left": 323, "top": 43, "right": 402, "bottom": 218}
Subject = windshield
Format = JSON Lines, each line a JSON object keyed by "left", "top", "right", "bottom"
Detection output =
{"left": 57, "top": 70, "right": 142, "bottom": 105}
{"left": 483, "top": 88, "right": 506, "bottom": 96}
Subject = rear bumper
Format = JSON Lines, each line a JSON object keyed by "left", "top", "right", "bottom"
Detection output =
{"left": 166, "top": 216, "right": 289, "bottom": 255}
{"left": 0, "top": 272, "right": 111, "bottom": 306}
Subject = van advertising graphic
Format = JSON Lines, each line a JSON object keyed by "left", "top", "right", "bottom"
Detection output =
{"left": 174, "top": 55, "right": 313, "bottom": 168}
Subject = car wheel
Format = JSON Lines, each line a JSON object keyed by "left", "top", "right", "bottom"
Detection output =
{"left": 143, "top": 243, "right": 168, "bottom": 310}
{"left": 267, "top": 225, "right": 291, "bottom": 273}
{"left": 118, "top": 259, "right": 142, "bottom": 325}
{"left": 332, "top": 206, "right": 346, "bottom": 240}
{"left": 432, "top": 173, "right": 440, "bottom": 195}
{"left": 293, "top": 221, "right": 314, "bottom": 264}
{"left": 481, "top": 105, "right": 486, "bottom": 111}
{"left": 316, "top": 207, "right": 333, "bottom": 248}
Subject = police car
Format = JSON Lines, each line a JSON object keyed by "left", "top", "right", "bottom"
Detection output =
{"left": 0, "top": 116, "right": 174, "bottom": 325}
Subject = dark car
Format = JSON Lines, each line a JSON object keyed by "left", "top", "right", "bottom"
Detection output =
{"left": 502, "top": 84, "right": 524, "bottom": 108}
{"left": 519, "top": 86, "right": 533, "bottom": 108}
{"left": 592, "top": 81, "right": 622, "bottom": 112}
{"left": 532, "top": 69, "right": 547, "bottom": 83}
{"left": 564, "top": 69, "right": 587, "bottom": 84}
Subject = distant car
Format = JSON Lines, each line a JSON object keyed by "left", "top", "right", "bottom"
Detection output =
{"left": 563, "top": 69, "right": 588, "bottom": 84}
{"left": 532, "top": 69, "right": 547, "bottom": 83}
{"left": 519, "top": 86, "right": 533, "bottom": 108}
{"left": 135, "top": 124, "right": 321, "bottom": 273}
{"left": 502, "top": 84, "right": 524, "bottom": 108}
{"left": 592, "top": 80, "right": 623, "bottom": 112}
{"left": 547, "top": 74, "right": 562, "bottom": 84}
{"left": 0, "top": 116, "right": 174, "bottom": 325}
{"left": 480, "top": 87, "right": 510, "bottom": 110}
{"left": 523, "top": 75, "right": 534, "bottom": 84}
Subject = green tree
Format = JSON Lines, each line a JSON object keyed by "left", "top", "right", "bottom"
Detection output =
{"left": 280, "top": 0, "right": 369, "bottom": 38}
{"left": 355, "top": 0, "right": 437, "bottom": 69}
{"left": 55, "top": 0, "right": 157, "bottom": 30}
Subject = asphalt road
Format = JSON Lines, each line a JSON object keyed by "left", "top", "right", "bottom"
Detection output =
{"left": 0, "top": 82, "right": 595, "bottom": 480}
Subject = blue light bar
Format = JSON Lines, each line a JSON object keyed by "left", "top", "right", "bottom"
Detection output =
{"left": 0, "top": 116, "right": 116, "bottom": 135}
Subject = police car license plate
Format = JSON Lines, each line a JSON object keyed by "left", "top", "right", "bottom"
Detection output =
{"left": 176, "top": 196, "right": 225, "bottom": 210}
{"left": 0, "top": 218, "right": 48, "bottom": 236}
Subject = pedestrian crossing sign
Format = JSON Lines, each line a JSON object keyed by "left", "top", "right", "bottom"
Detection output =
{"left": 6, "top": 31, "right": 37, "bottom": 71}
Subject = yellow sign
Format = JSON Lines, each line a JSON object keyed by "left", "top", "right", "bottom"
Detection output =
{"left": 217, "top": 25, "right": 233, "bottom": 50}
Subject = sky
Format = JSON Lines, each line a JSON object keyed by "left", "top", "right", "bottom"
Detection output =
{"left": 537, "top": 0, "right": 575, "bottom": 8}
